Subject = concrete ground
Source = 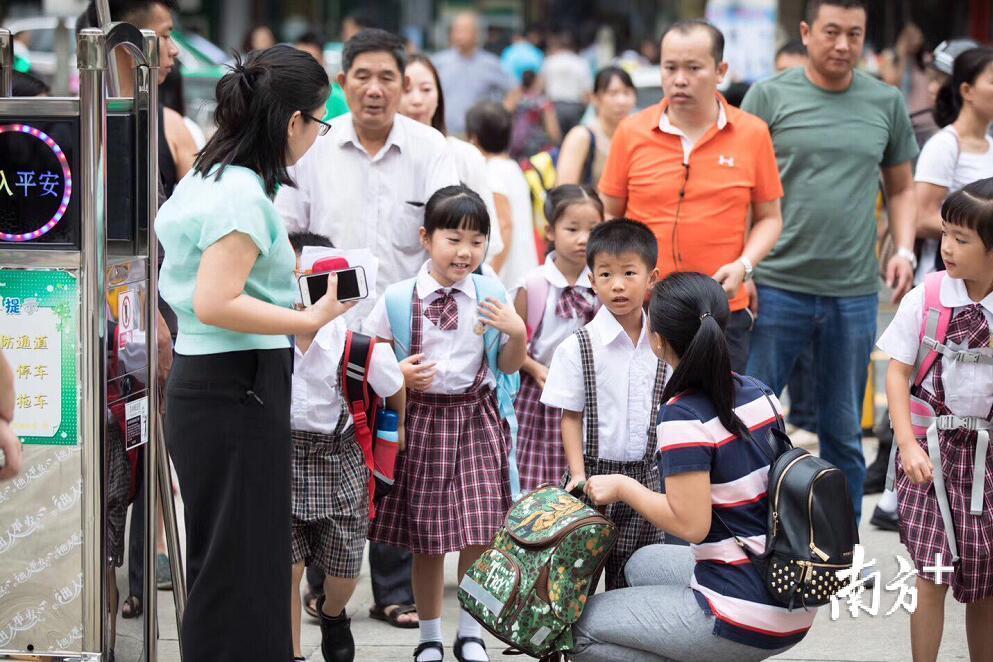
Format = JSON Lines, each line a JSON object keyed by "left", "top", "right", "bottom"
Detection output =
{"left": 149, "top": 446, "right": 968, "bottom": 661}
{"left": 151, "top": 299, "right": 972, "bottom": 661}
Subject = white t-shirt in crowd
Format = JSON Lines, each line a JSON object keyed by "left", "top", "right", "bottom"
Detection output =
{"left": 541, "top": 51, "right": 594, "bottom": 103}
{"left": 876, "top": 276, "right": 993, "bottom": 419}
{"left": 486, "top": 156, "right": 539, "bottom": 289}
{"left": 446, "top": 136, "right": 504, "bottom": 261}
{"left": 913, "top": 126, "right": 993, "bottom": 283}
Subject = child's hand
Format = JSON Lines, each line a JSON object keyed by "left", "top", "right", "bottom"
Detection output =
{"left": 564, "top": 472, "right": 587, "bottom": 493}
{"left": 477, "top": 298, "right": 526, "bottom": 339}
{"left": 397, "top": 424, "right": 406, "bottom": 452}
{"left": 522, "top": 358, "right": 549, "bottom": 390}
{"left": 899, "top": 440, "right": 933, "bottom": 485}
{"left": 399, "top": 353, "right": 437, "bottom": 392}
{"left": 585, "top": 474, "right": 630, "bottom": 506}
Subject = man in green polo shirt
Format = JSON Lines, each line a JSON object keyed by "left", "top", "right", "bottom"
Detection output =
{"left": 742, "top": 0, "right": 918, "bottom": 523}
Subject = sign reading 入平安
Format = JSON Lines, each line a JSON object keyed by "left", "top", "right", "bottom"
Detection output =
{"left": 0, "top": 123, "right": 74, "bottom": 243}
{"left": 0, "top": 269, "right": 79, "bottom": 445}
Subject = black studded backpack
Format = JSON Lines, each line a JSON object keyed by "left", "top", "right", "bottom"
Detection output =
{"left": 712, "top": 377, "right": 859, "bottom": 610}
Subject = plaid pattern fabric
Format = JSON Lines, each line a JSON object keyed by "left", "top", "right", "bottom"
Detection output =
{"left": 583, "top": 455, "right": 664, "bottom": 590}
{"left": 897, "top": 305, "right": 993, "bottom": 603}
{"left": 423, "top": 290, "right": 459, "bottom": 331}
{"left": 290, "top": 418, "right": 357, "bottom": 520}
{"left": 515, "top": 370, "right": 566, "bottom": 492}
{"left": 555, "top": 286, "right": 595, "bottom": 321}
{"left": 572, "top": 328, "right": 668, "bottom": 589}
{"left": 369, "top": 288, "right": 510, "bottom": 554}
{"left": 290, "top": 427, "right": 370, "bottom": 578}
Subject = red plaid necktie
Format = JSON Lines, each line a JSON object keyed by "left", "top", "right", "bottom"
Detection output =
{"left": 423, "top": 290, "right": 459, "bottom": 331}
{"left": 556, "top": 286, "right": 594, "bottom": 320}
{"left": 932, "top": 304, "right": 990, "bottom": 408}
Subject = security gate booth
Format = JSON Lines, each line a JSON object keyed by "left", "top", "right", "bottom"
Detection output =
{"left": 0, "top": 23, "right": 180, "bottom": 661}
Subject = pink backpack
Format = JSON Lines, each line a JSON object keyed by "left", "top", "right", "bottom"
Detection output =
{"left": 524, "top": 270, "right": 549, "bottom": 342}
{"left": 888, "top": 270, "right": 993, "bottom": 563}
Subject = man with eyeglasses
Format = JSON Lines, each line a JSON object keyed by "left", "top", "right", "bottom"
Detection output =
{"left": 275, "top": 27, "right": 459, "bottom": 635}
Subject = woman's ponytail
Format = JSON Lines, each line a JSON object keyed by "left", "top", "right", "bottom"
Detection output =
{"left": 933, "top": 78, "right": 960, "bottom": 128}
{"left": 651, "top": 273, "right": 746, "bottom": 440}
{"left": 193, "top": 45, "right": 329, "bottom": 197}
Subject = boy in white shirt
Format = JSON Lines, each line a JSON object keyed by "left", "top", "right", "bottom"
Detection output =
{"left": 541, "top": 219, "right": 669, "bottom": 590}
{"left": 287, "top": 233, "right": 406, "bottom": 662}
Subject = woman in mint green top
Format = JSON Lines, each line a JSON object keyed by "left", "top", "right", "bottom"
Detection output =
{"left": 156, "top": 46, "right": 352, "bottom": 661}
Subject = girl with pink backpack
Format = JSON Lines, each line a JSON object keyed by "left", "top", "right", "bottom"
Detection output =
{"left": 512, "top": 185, "right": 603, "bottom": 492}
{"left": 877, "top": 176, "right": 993, "bottom": 661}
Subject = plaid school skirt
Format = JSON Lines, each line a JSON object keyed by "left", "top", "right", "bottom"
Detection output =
{"left": 896, "top": 426, "right": 993, "bottom": 603}
{"left": 369, "top": 386, "right": 512, "bottom": 555}
{"left": 514, "top": 370, "right": 567, "bottom": 493}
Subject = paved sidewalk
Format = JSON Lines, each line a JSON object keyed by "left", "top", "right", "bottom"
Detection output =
{"left": 154, "top": 489, "right": 968, "bottom": 662}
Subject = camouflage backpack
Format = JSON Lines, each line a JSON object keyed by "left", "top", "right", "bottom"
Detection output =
{"left": 458, "top": 485, "right": 617, "bottom": 660}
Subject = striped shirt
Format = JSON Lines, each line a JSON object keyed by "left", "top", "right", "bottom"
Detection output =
{"left": 658, "top": 377, "right": 817, "bottom": 649}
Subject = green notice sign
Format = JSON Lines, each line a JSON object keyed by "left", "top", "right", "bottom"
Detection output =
{"left": 0, "top": 269, "right": 79, "bottom": 445}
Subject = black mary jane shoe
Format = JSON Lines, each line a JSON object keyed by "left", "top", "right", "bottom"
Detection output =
{"left": 318, "top": 597, "right": 355, "bottom": 662}
{"left": 454, "top": 636, "right": 488, "bottom": 662}
{"left": 413, "top": 641, "right": 444, "bottom": 661}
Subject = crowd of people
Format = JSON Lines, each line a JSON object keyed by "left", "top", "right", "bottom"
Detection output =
{"left": 1, "top": 0, "right": 992, "bottom": 661}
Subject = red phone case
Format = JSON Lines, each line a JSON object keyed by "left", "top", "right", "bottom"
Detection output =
{"left": 313, "top": 256, "right": 350, "bottom": 274}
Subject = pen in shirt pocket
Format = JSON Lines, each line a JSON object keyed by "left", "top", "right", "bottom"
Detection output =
{"left": 405, "top": 201, "right": 425, "bottom": 207}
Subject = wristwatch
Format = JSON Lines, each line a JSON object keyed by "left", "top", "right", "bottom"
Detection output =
{"left": 896, "top": 247, "right": 918, "bottom": 271}
{"left": 739, "top": 256, "right": 754, "bottom": 282}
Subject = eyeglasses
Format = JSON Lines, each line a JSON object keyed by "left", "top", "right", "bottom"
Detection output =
{"left": 303, "top": 113, "right": 333, "bottom": 136}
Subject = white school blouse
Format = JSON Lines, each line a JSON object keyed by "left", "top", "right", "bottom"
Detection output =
{"left": 291, "top": 317, "right": 404, "bottom": 435}
{"left": 540, "top": 306, "right": 664, "bottom": 462}
{"left": 513, "top": 252, "right": 595, "bottom": 366}
{"left": 364, "top": 261, "right": 510, "bottom": 395}
{"left": 876, "top": 276, "right": 993, "bottom": 418}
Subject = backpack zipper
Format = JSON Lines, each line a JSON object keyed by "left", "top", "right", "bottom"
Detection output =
{"left": 808, "top": 470, "right": 831, "bottom": 561}
{"left": 771, "top": 454, "right": 809, "bottom": 528}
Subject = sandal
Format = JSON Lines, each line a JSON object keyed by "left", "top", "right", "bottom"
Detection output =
{"left": 302, "top": 588, "right": 322, "bottom": 620}
{"left": 413, "top": 641, "right": 444, "bottom": 661}
{"left": 370, "top": 603, "right": 419, "bottom": 629}
{"left": 121, "top": 595, "right": 142, "bottom": 619}
{"left": 454, "top": 636, "right": 487, "bottom": 662}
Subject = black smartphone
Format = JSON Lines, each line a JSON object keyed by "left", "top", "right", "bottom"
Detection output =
{"left": 298, "top": 266, "right": 368, "bottom": 305}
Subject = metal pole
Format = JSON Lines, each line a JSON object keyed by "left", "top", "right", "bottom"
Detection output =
{"left": 157, "top": 411, "right": 187, "bottom": 631}
{"left": 94, "top": 0, "right": 121, "bottom": 96}
{"left": 140, "top": 27, "right": 161, "bottom": 662}
{"left": 78, "top": 27, "right": 108, "bottom": 655}
{"left": 0, "top": 29, "right": 12, "bottom": 97}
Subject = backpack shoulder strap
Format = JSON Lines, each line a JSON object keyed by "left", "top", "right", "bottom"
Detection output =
{"left": 524, "top": 269, "right": 549, "bottom": 342}
{"left": 741, "top": 375, "right": 786, "bottom": 464}
{"left": 575, "top": 327, "right": 599, "bottom": 457}
{"left": 341, "top": 330, "right": 381, "bottom": 518}
{"left": 471, "top": 273, "right": 507, "bottom": 371}
{"left": 913, "top": 270, "right": 952, "bottom": 387}
{"left": 341, "top": 330, "right": 375, "bottom": 413}
{"left": 384, "top": 278, "right": 417, "bottom": 361}
{"left": 470, "top": 272, "right": 522, "bottom": 497}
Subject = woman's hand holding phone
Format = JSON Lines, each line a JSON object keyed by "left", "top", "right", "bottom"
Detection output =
{"left": 304, "top": 273, "right": 356, "bottom": 332}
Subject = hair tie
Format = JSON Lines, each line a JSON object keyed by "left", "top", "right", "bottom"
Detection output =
{"left": 232, "top": 63, "right": 255, "bottom": 91}
{"left": 699, "top": 312, "right": 712, "bottom": 321}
